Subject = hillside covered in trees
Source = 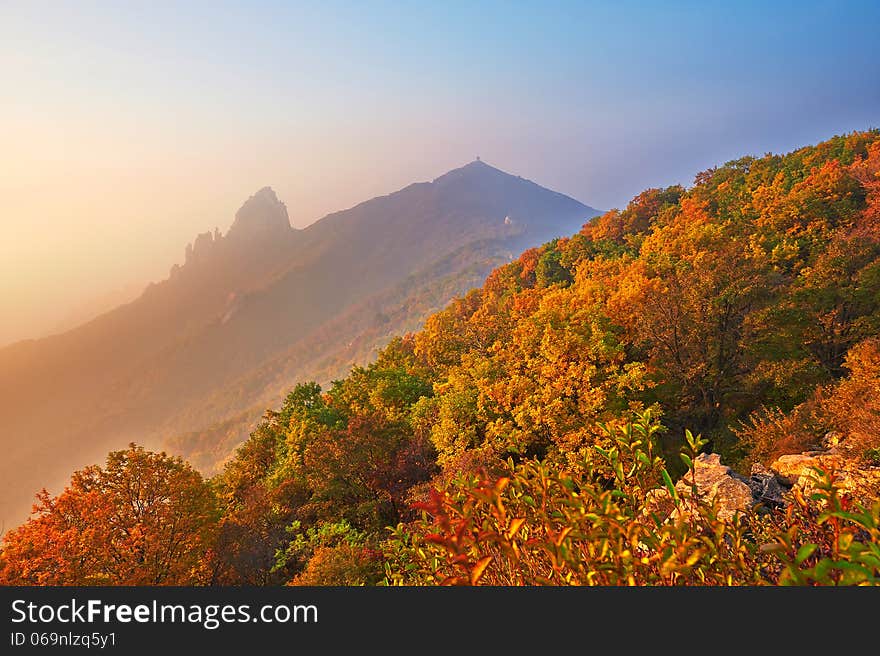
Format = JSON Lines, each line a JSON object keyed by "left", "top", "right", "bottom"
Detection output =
{"left": 0, "top": 160, "right": 594, "bottom": 529}
{"left": 2, "top": 131, "right": 880, "bottom": 586}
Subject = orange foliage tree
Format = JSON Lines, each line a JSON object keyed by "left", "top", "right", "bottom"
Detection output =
{"left": 0, "top": 444, "right": 218, "bottom": 585}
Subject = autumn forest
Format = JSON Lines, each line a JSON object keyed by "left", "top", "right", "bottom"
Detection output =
{"left": 2, "top": 132, "right": 880, "bottom": 586}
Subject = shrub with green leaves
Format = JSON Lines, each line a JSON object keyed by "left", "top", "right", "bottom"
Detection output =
{"left": 383, "top": 413, "right": 880, "bottom": 586}
{"left": 275, "top": 519, "right": 384, "bottom": 586}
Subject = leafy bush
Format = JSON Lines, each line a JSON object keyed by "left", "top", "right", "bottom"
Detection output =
{"left": 275, "top": 520, "right": 384, "bottom": 586}
{"left": 758, "top": 467, "right": 880, "bottom": 585}
{"left": 735, "top": 404, "right": 822, "bottom": 468}
{"left": 383, "top": 415, "right": 880, "bottom": 586}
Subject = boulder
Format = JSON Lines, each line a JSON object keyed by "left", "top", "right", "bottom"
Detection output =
{"left": 645, "top": 443, "right": 880, "bottom": 526}
{"left": 770, "top": 453, "right": 843, "bottom": 486}
{"left": 639, "top": 453, "right": 757, "bottom": 523}
{"left": 748, "top": 462, "right": 788, "bottom": 508}
{"left": 770, "top": 452, "right": 880, "bottom": 502}
{"left": 674, "top": 453, "right": 755, "bottom": 521}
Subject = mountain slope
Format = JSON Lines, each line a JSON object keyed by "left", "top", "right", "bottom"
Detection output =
{"left": 0, "top": 161, "right": 597, "bottom": 526}
{"left": 194, "top": 130, "right": 878, "bottom": 585}
{"left": 4, "top": 132, "right": 880, "bottom": 587}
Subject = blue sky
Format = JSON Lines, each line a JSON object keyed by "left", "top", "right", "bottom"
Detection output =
{"left": 1, "top": 0, "right": 878, "bottom": 343}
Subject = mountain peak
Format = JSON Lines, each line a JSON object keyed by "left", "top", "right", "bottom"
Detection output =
{"left": 432, "top": 158, "right": 510, "bottom": 186}
{"left": 228, "top": 187, "right": 292, "bottom": 240}
{"left": 464, "top": 157, "right": 491, "bottom": 168}
{"left": 458, "top": 157, "right": 501, "bottom": 172}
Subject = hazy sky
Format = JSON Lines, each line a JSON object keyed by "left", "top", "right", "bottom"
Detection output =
{"left": 1, "top": 1, "right": 878, "bottom": 346}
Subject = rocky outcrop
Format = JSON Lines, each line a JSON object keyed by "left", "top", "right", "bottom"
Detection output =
{"left": 747, "top": 462, "right": 788, "bottom": 508}
{"left": 175, "top": 188, "right": 298, "bottom": 278}
{"left": 644, "top": 453, "right": 761, "bottom": 523}
{"left": 227, "top": 187, "right": 291, "bottom": 241}
{"left": 770, "top": 452, "right": 842, "bottom": 486}
{"left": 770, "top": 450, "right": 880, "bottom": 503}
{"left": 645, "top": 444, "right": 880, "bottom": 525}
{"left": 676, "top": 453, "right": 755, "bottom": 521}
{"left": 185, "top": 230, "right": 220, "bottom": 264}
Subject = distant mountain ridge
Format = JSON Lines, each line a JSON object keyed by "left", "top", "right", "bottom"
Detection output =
{"left": 0, "top": 160, "right": 598, "bottom": 526}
